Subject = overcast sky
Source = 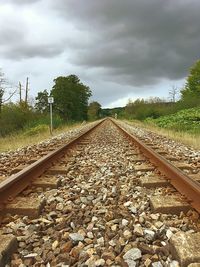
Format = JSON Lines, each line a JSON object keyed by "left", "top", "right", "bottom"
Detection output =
{"left": 0, "top": 0, "right": 200, "bottom": 108}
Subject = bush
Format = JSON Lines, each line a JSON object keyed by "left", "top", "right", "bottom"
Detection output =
{"left": 0, "top": 103, "right": 35, "bottom": 137}
{"left": 0, "top": 103, "right": 65, "bottom": 137}
{"left": 24, "top": 114, "right": 64, "bottom": 129}
{"left": 145, "top": 107, "right": 200, "bottom": 134}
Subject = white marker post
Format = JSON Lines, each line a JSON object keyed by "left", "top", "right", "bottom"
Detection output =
{"left": 48, "top": 96, "right": 54, "bottom": 135}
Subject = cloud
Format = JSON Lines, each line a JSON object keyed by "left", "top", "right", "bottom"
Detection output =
{"left": 1, "top": 0, "right": 41, "bottom": 4}
{"left": 0, "top": 2, "right": 67, "bottom": 60}
{"left": 52, "top": 0, "right": 200, "bottom": 86}
{"left": 1, "top": 0, "right": 200, "bottom": 107}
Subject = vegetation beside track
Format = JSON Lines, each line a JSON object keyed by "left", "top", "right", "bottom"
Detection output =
{"left": 124, "top": 119, "right": 200, "bottom": 149}
{"left": 0, "top": 122, "right": 82, "bottom": 152}
{"left": 145, "top": 107, "right": 200, "bottom": 134}
{"left": 116, "top": 60, "right": 200, "bottom": 146}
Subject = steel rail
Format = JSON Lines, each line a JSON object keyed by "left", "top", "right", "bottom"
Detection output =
{"left": 112, "top": 119, "right": 200, "bottom": 213}
{"left": 0, "top": 119, "right": 105, "bottom": 207}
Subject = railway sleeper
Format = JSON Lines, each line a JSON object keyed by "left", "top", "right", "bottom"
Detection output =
{"left": 150, "top": 195, "right": 191, "bottom": 214}
{"left": 139, "top": 175, "right": 169, "bottom": 188}
{"left": 2, "top": 197, "right": 45, "bottom": 218}
{"left": 32, "top": 175, "right": 61, "bottom": 189}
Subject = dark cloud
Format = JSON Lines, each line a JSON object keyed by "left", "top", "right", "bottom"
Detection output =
{"left": 2, "top": 43, "right": 65, "bottom": 60}
{"left": 52, "top": 0, "right": 200, "bottom": 86}
{"left": 0, "top": 25, "right": 65, "bottom": 60}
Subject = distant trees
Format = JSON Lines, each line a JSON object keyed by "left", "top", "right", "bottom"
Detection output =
{"left": 0, "top": 71, "right": 94, "bottom": 137}
{"left": 124, "top": 97, "right": 170, "bottom": 120}
{"left": 88, "top": 101, "right": 101, "bottom": 120}
{"left": 51, "top": 74, "right": 92, "bottom": 121}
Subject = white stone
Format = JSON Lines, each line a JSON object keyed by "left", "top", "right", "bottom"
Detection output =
{"left": 109, "top": 239, "right": 116, "bottom": 246}
{"left": 129, "top": 206, "right": 137, "bottom": 214}
{"left": 122, "top": 219, "right": 129, "bottom": 227}
{"left": 124, "top": 201, "right": 132, "bottom": 207}
{"left": 144, "top": 229, "right": 155, "bottom": 241}
{"left": 123, "top": 248, "right": 142, "bottom": 263}
{"left": 111, "top": 224, "right": 117, "bottom": 231}
{"left": 56, "top": 203, "right": 64, "bottom": 211}
{"left": 150, "top": 213, "right": 160, "bottom": 220}
{"left": 134, "top": 224, "right": 143, "bottom": 236}
{"left": 87, "top": 232, "right": 94, "bottom": 239}
{"left": 95, "top": 259, "right": 106, "bottom": 266}
{"left": 92, "top": 216, "right": 98, "bottom": 222}
{"left": 152, "top": 262, "right": 163, "bottom": 267}
{"left": 169, "top": 261, "right": 180, "bottom": 267}
{"left": 166, "top": 229, "right": 173, "bottom": 239}
{"left": 24, "top": 253, "right": 38, "bottom": 258}
{"left": 123, "top": 230, "right": 132, "bottom": 239}
{"left": 69, "top": 233, "right": 84, "bottom": 242}
{"left": 97, "top": 237, "right": 104, "bottom": 246}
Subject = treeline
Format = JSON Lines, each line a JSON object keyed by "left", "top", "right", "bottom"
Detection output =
{"left": 0, "top": 73, "right": 102, "bottom": 137}
{"left": 124, "top": 60, "right": 200, "bottom": 120}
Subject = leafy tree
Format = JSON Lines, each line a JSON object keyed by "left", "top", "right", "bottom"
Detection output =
{"left": 35, "top": 89, "right": 49, "bottom": 113}
{"left": 51, "top": 74, "right": 91, "bottom": 121}
{"left": 181, "top": 60, "right": 200, "bottom": 106}
{"left": 88, "top": 101, "right": 101, "bottom": 120}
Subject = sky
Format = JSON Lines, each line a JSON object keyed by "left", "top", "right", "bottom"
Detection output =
{"left": 0, "top": 0, "right": 200, "bottom": 108}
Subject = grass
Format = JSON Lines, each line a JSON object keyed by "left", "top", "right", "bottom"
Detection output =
{"left": 0, "top": 123, "right": 83, "bottom": 152}
{"left": 124, "top": 120, "right": 200, "bottom": 150}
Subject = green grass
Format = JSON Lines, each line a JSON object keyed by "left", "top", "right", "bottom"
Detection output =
{"left": 0, "top": 122, "right": 83, "bottom": 152}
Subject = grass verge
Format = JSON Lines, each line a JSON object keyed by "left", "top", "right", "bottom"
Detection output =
{"left": 124, "top": 120, "right": 200, "bottom": 150}
{"left": 0, "top": 123, "right": 82, "bottom": 152}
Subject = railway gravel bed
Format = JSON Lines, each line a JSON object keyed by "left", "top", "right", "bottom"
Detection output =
{"left": 0, "top": 121, "right": 98, "bottom": 179}
{"left": 0, "top": 120, "right": 200, "bottom": 267}
{"left": 118, "top": 121, "right": 200, "bottom": 176}
{"left": 117, "top": 121, "right": 200, "bottom": 167}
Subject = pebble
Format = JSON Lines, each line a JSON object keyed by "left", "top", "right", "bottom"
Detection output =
{"left": 152, "top": 262, "right": 163, "bottom": 267}
{"left": 123, "top": 248, "right": 142, "bottom": 266}
{"left": 2, "top": 120, "right": 199, "bottom": 267}
{"left": 134, "top": 224, "right": 144, "bottom": 236}
{"left": 69, "top": 233, "right": 84, "bottom": 242}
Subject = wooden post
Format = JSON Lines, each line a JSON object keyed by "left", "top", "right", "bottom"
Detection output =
{"left": 19, "top": 82, "right": 22, "bottom": 103}
{"left": 25, "top": 77, "right": 29, "bottom": 105}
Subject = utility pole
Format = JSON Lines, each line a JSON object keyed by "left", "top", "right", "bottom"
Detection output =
{"left": 19, "top": 81, "right": 22, "bottom": 103}
{"left": 25, "top": 77, "right": 29, "bottom": 105}
{"left": 48, "top": 96, "right": 54, "bottom": 135}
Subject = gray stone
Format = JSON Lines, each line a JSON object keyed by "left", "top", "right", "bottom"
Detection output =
{"left": 123, "top": 248, "right": 142, "bottom": 266}
{"left": 69, "top": 233, "right": 84, "bottom": 242}
{"left": 152, "top": 262, "right": 163, "bottom": 267}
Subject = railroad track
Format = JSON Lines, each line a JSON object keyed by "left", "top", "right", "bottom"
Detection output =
{"left": 0, "top": 119, "right": 200, "bottom": 267}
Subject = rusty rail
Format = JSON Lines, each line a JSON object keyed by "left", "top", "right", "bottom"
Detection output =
{"left": 112, "top": 119, "right": 200, "bottom": 213}
{"left": 0, "top": 120, "right": 105, "bottom": 207}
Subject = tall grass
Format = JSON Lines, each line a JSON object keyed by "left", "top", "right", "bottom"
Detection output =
{"left": 0, "top": 123, "right": 82, "bottom": 152}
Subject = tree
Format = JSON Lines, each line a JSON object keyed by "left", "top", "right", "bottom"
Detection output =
{"left": 169, "top": 85, "right": 179, "bottom": 102}
{"left": 88, "top": 101, "right": 101, "bottom": 120}
{"left": 0, "top": 69, "right": 16, "bottom": 114}
{"left": 51, "top": 74, "right": 92, "bottom": 121}
{"left": 181, "top": 60, "right": 200, "bottom": 106}
{"left": 35, "top": 89, "right": 49, "bottom": 113}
